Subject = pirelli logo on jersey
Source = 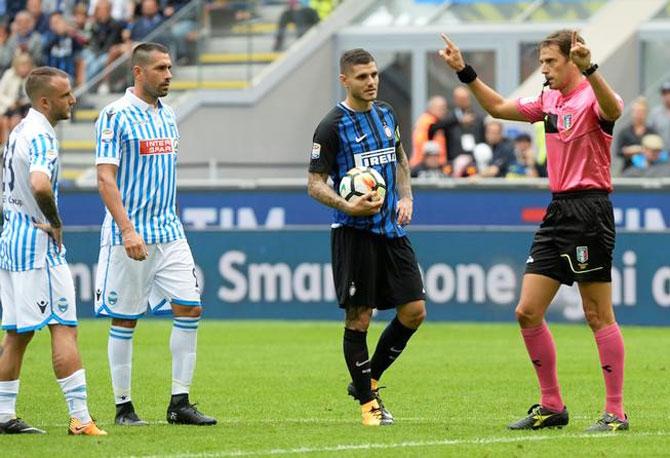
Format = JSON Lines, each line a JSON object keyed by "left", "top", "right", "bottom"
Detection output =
{"left": 139, "top": 139, "right": 174, "bottom": 155}
{"left": 354, "top": 147, "right": 396, "bottom": 168}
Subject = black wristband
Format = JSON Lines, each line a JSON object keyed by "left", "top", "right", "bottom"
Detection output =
{"left": 582, "top": 63, "right": 598, "bottom": 77}
{"left": 456, "top": 64, "right": 477, "bottom": 84}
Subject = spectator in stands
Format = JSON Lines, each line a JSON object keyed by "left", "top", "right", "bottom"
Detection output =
{"left": 125, "top": 0, "right": 174, "bottom": 51}
{"left": 650, "top": 81, "right": 670, "bottom": 153}
{"left": 0, "top": 11, "right": 43, "bottom": 70}
{"left": 42, "top": 0, "right": 79, "bottom": 17}
{"left": 310, "top": 0, "right": 339, "bottom": 20}
{"left": 88, "top": 0, "right": 135, "bottom": 25}
{"left": 204, "top": 0, "right": 254, "bottom": 32}
{"left": 449, "top": 85, "right": 485, "bottom": 158}
{"left": 0, "top": 22, "right": 11, "bottom": 74}
{"left": 411, "top": 95, "right": 448, "bottom": 169}
{"left": 163, "top": 0, "right": 199, "bottom": 64}
{"left": 26, "top": 0, "right": 50, "bottom": 35}
{"left": 84, "top": 0, "right": 124, "bottom": 82}
{"left": 413, "top": 141, "right": 450, "bottom": 179}
{"left": 477, "top": 118, "right": 515, "bottom": 177}
{"left": 505, "top": 132, "right": 546, "bottom": 178}
{"left": 273, "top": 0, "right": 320, "bottom": 52}
{"left": 71, "top": 2, "right": 92, "bottom": 45}
{"left": 0, "top": 53, "right": 33, "bottom": 144}
{"left": 622, "top": 134, "right": 669, "bottom": 177}
{"left": 43, "top": 11, "right": 85, "bottom": 87}
{"left": 614, "top": 96, "right": 656, "bottom": 172}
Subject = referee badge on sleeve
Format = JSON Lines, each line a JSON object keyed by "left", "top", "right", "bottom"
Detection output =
{"left": 311, "top": 143, "right": 321, "bottom": 160}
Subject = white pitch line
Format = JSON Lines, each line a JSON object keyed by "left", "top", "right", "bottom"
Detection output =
{"left": 128, "top": 431, "right": 670, "bottom": 458}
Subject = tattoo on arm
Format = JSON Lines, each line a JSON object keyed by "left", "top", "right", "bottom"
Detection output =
{"left": 307, "top": 172, "right": 348, "bottom": 212}
{"left": 396, "top": 144, "right": 413, "bottom": 200}
{"left": 34, "top": 190, "right": 62, "bottom": 228}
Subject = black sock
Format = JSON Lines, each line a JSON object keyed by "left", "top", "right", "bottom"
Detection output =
{"left": 170, "top": 393, "right": 189, "bottom": 407}
{"left": 115, "top": 400, "right": 134, "bottom": 415}
{"left": 343, "top": 328, "right": 374, "bottom": 405}
{"left": 370, "top": 316, "right": 417, "bottom": 381}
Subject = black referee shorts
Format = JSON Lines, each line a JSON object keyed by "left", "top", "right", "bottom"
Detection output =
{"left": 525, "top": 190, "right": 615, "bottom": 285}
{"left": 331, "top": 226, "right": 425, "bottom": 310}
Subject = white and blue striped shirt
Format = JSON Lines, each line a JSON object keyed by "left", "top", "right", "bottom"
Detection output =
{"left": 95, "top": 88, "right": 185, "bottom": 246}
{"left": 0, "top": 109, "right": 66, "bottom": 271}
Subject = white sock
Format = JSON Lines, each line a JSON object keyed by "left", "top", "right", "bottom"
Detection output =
{"left": 108, "top": 325, "right": 134, "bottom": 405}
{"left": 0, "top": 379, "right": 19, "bottom": 423}
{"left": 170, "top": 317, "right": 199, "bottom": 395}
{"left": 57, "top": 369, "right": 91, "bottom": 423}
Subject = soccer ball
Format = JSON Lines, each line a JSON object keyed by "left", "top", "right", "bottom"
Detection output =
{"left": 338, "top": 167, "right": 387, "bottom": 201}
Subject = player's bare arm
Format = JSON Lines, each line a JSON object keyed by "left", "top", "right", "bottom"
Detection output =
{"left": 395, "top": 143, "right": 413, "bottom": 226}
{"left": 569, "top": 31, "right": 621, "bottom": 121}
{"left": 97, "top": 163, "right": 148, "bottom": 261}
{"left": 438, "top": 33, "right": 527, "bottom": 122}
{"left": 30, "top": 170, "right": 62, "bottom": 250}
{"left": 307, "top": 171, "right": 382, "bottom": 217}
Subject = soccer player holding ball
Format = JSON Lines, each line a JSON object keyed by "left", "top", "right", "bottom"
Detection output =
{"left": 439, "top": 30, "right": 627, "bottom": 432}
{"left": 307, "top": 49, "right": 426, "bottom": 426}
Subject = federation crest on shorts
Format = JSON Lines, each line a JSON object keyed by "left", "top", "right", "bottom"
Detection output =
{"left": 562, "top": 114, "right": 573, "bottom": 130}
{"left": 576, "top": 245, "right": 589, "bottom": 268}
{"left": 108, "top": 291, "right": 119, "bottom": 306}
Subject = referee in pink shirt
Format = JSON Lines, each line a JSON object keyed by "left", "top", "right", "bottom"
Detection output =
{"left": 439, "top": 30, "right": 627, "bottom": 432}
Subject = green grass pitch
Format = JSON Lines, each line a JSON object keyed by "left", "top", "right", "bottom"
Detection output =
{"left": 1, "top": 320, "right": 669, "bottom": 457}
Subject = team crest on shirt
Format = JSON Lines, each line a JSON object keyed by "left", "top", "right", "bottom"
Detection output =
{"left": 383, "top": 125, "right": 393, "bottom": 138}
{"left": 576, "top": 245, "right": 589, "bottom": 269}
{"left": 562, "top": 113, "right": 573, "bottom": 130}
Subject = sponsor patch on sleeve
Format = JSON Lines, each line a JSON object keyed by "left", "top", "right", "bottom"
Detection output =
{"left": 100, "top": 128, "right": 114, "bottom": 143}
{"left": 45, "top": 150, "right": 58, "bottom": 160}
{"left": 311, "top": 142, "right": 321, "bottom": 160}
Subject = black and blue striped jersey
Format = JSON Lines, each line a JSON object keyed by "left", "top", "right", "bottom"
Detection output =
{"left": 309, "top": 101, "right": 405, "bottom": 238}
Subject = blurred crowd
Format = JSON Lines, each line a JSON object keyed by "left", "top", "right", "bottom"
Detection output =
{"left": 0, "top": 0, "right": 337, "bottom": 144}
{"left": 410, "top": 82, "right": 670, "bottom": 179}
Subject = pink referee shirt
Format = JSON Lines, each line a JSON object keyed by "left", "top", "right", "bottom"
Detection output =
{"left": 516, "top": 78, "right": 623, "bottom": 193}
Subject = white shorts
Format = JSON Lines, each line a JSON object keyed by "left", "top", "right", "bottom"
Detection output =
{"left": 94, "top": 239, "right": 201, "bottom": 319}
{"left": 0, "top": 263, "right": 77, "bottom": 333}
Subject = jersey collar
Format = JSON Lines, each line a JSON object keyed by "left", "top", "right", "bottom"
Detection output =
{"left": 124, "top": 87, "right": 163, "bottom": 111}
{"left": 26, "top": 108, "right": 57, "bottom": 138}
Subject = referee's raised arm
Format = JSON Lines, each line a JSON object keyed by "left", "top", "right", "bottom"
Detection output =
{"left": 437, "top": 33, "right": 527, "bottom": 122}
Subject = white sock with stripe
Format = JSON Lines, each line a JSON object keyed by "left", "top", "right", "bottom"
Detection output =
{"left": 57, "top": 369, "right": 91, "bottom": 423}
{"left": 108, "top": 325, "right": 134, "bottom": 405}
{"left": 170, "top": 317, "right": 199, "bottom": 395}
{"left": 0, "top": 379, "right": 19, "bottom": 423}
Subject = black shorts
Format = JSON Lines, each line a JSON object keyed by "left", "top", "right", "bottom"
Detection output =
{"left": 525, "top": 190, "right": 615, "bottom": 285}
{"left": 331, "top": 226, "right": 425, "bottom": 310}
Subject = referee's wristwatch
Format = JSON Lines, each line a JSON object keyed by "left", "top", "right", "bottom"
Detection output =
{"left": 582, "top": 63, "right": 598, "bottom": 77}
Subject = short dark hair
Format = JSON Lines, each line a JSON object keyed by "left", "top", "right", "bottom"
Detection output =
{"left": 539, "top": 29, "right": 584, "bottom": 58}
{"left": 131, "top": 42, "right": 169, "bottom": 68}
{"left": 339, "top": 48, "right": 375, "bottom": 74}
{"left": 515, "top": 133, "right": 532, "bottom": 143}
{"left": 25, "top": 66, "right": 69, "bottom": 103}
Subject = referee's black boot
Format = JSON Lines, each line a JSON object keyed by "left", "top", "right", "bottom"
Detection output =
{"left": 166, "top": 394, "right": 217, "bottom": 426}
{"left": 115, "top": 401, "right": 148, "bottom": 426}
{"left": 507, "top": 404, "right": 569, "bottom": 430}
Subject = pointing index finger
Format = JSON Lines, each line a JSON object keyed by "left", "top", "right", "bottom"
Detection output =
{"left": 440, "top": 33, "right": 455, "bottom": 48}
